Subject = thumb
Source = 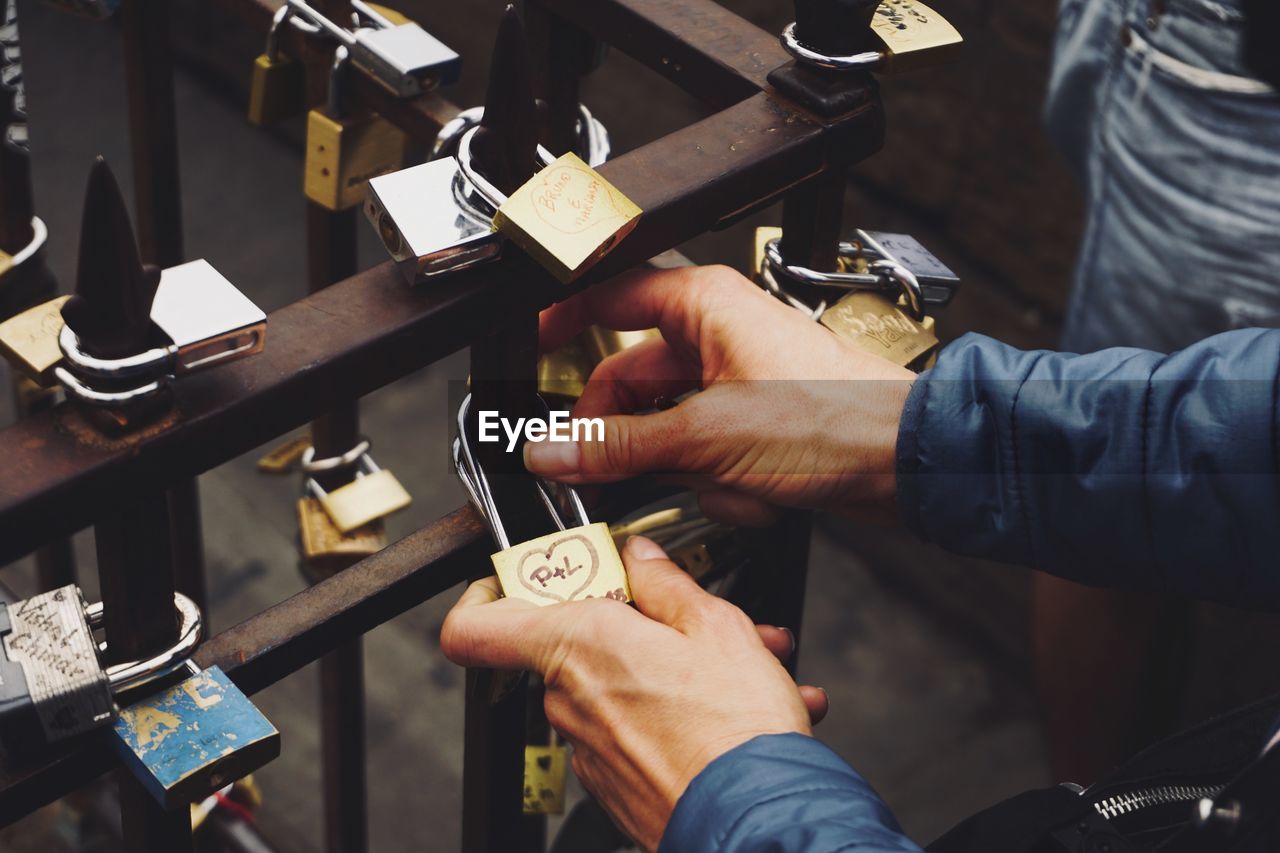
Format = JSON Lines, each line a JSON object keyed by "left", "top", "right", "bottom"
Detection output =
{"left": 523, "top": 409, "right": 689, "bottom": 484}
{"left": 622, "top": 536, "right": 721, "bottom": 631}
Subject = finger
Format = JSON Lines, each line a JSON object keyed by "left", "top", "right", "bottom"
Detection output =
{"left": 798, "top": 685, "right": 829, "bottom": 725}
{"left": 697, "top": 489, "right": 780, "bottom": 527}
{"left": 756, "top": 625, "right": 796, "bottom": 663}
{"left": 573, "top": 338, "right": 699, "bottom": 420}
{"left": 539, "top": 264, "right": 772, "bottom": 357}
{"left": 523, "top": 406, "right": 695, "bottom": 485}
{"left": 440, "top": 579, "right": 554, "bottom": 671}
{"left": 623, "top": 536, "right": 725, "bottom": 632}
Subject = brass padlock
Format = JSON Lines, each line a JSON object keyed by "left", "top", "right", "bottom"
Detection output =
{"left": 820, "top": 291, "right": 939, "bottom": 370}
{"left": 453, "top": 394, "right": 631, "bottom": 607}
{"left": 297, "top": 497, "right": 388, "bottom": 577}
{"left": 455, "top": 130, "right": 640, "bottom": 284}
{"left": 780, "top": 0, "right": 961, "bottom": 74}
{"left": 0, "top": 294, "right": 69, "bottom": 385}
{"left": 537, "top": 335, "right": 592, "bottom": 403}
{"left": 247, "top": 4, "right": 307, "bottom": 127}
{"left": 523, "top": 742, "right": 568, "bottom": 815}
{"left": 256, "top": 432, "right": 313, "bottom": 475}
{"left": 305, "top": 452, "right": 411, "bottom": 534}
{"left": 305, "top": 47, "right": 407, "bottom": 211}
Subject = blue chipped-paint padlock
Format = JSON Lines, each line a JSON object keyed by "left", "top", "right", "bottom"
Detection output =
{"left": 112, "top": 662, "right": 280, "bottom": 810}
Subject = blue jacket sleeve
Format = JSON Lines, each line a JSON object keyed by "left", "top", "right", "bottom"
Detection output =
{"left": 896, "top": 329, "right": 1280, "bottom": 608}
{"left": 659, "top": 733, "right": 921, "bottom": 853}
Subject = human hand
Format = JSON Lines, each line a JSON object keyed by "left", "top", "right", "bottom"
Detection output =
{"left": 527, "top": 265, "right": 916, "bottom": 525}
{"left": 440, "top": 535, "right": 827, "bottom": 851}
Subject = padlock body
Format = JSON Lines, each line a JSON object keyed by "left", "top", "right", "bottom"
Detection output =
{"left": 491, "top": 522, "right": 631, "bottom": 607}
{"left": 247, "top": 54, "right": 306, "bottom": 127}
{"left": 351, "top": 24, "right": 461, "bottom": 97}
{"left": 0, "top": 295, "right": 70, "bottom": 385}
{"left": 861, "top": 230, "right": 960, "bottom": 307}
{"left": 538, "top": 336, "right": 593, "bottom": 403}
{"left": 820, "top": 291, "right": 939, "bottom": 369}
{"left": 317, "top": 468, "right": 412, "bottom": 533}
{"left": 870, "top": 0, "right": 962, "bottom": 71}
{"left": 523, "top": 745, "right": 568, "bottom": 815}
{"left": 493, "top": 152, "right": 642, "bottom": 284}
{"left": 298, "top": 497, "right": 388, "bottom": 578}
{"left": 151, "top": 260, "right": 267, "bottom": 374}
{"left": 0, "top": 585, "right": 114, "bottom": 748}
{"left": 305, "top": 109, "right": 407, "bottom": 212}
{"left": 113, "top": 665, "right": 280, "bottom": 809}
{"left": 365, "top": 158, "right": 502, "bottom": 283}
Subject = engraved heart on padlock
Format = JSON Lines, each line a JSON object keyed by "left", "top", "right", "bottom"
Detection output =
{"left": 529, "top": 162, "right": 629, "bottom": 237}
{"left": 515, "top": 533, "right": 600, "bottom": 602}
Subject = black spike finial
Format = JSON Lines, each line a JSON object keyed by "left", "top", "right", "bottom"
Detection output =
{"left": 472, "top": 5, "right": 540, "bottom": 197}
{"left": 61, "top": 158, "right": 162, "bottom": 359}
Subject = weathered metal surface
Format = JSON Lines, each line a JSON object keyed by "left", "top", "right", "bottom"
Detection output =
{"left": 0, "top": 89, "right": 862, "bottom": 564}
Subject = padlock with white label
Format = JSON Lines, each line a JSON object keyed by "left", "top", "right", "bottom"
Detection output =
{"left": 0, "top": 585, "right": 201, "bottom": 754}
{"left": 780, "top": 0, "right": 963, "bottom": 74}
{"left": 453, "top": 393, "right": 631, "bottom": 607}
{"left": 286, "top": 0, "right": 460, "bottom": 97}
{"left": 302, "top": 442, "right": 412, "bottom": 534}
{"left": 113, "top": 661, "right": 280, "bottom": 810}
{"left": 366, "top": 103, "right": 615, "bottom": 284}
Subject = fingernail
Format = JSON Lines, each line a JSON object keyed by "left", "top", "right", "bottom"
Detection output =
{"left": 625, "top": 535, "right": 666, "bottom": 561}
{"left": 780, "top": 627, "right": 796, "bottom": 656}
{"left": 524, "top": 439, "right": 580, "bottom": 476}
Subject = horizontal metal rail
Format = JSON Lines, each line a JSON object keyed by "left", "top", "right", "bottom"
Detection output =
{"left": 0, "top": 90, "right": 873, "bottom": 564}
{"left": 0, "top": 506, "right": 487, "bottom": 823}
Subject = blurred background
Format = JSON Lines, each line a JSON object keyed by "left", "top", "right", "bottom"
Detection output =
{"left": 1, "top": 0, "right": 1278, "bottom": 850}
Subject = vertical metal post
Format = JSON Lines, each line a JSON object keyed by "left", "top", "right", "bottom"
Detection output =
{"left": 119, "top": 0, "right": 207, "bottom": 617}
{"left": 306, "top": 197, "right": 369, "bottom": 853}
{"left": 0, "top": 0, "right": 75, "bottom": 589}
{"left": 97, "top": 492, "right": 192, "bottom": 850}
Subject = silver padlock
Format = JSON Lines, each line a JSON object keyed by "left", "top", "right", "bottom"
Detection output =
{"left": 286, "top": 0, "right": 459, "bottom": 97}
{"left": 760, "top": 229, "right": 959, "bottom": 319}
{"left": 53, "top": 259, "right": 267, "bottom": 407}
{"left": 0, "top": 585, "right": 201, "bottom": 752}
{"left": 365, "top": 123, "right": 556, "bottom": 283}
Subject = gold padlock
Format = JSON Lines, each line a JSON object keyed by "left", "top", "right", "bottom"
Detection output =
{"left": 820, "top": 291, "right": 939, "bottom": 370}
{"left": 523, "top": 742, "right": 568, "bottom": 815}
{"left": 256, "top": 432, "right": 313, "bottom": 475}
{"left": 0, "top": 295, "right": 69, "bottom": 385}
{"left": 491, "top": 522, "right": 631, "bottom": 607}
{"left": 491, "top": 152, "right": 642, "bottom": 284}
{"left": 538, "top": 335, "right": 593, "bottom": 402}
{"left": 297, "top": 497, "right": 388, "bottom": 577}
{"left": 306, "top": 450, "right": 411, "bottom": 534}
{"left": 870, "top": 0, "right": 963, "bottom": 72}
{"left": 304, "top": 49, "right": 407, "bottom": 211}
{"left": 247, "top": 5, "right": 305, "bottom": 126}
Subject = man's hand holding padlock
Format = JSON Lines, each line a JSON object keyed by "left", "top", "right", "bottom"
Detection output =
{"left": 441, "top": 535, "right": 828, "bottom": 851}
{"left": 527, "top": 264, "right": 917, "bottom": 526}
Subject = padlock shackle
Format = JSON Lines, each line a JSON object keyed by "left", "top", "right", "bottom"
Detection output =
{"left": 455, "top": 127, "right": 556, "bottom": 214}
{"left": 433, "top": 104, "right": 609, "bottom": 167}
{"left": 84, "top": 592, "right": 204, "bottom": 694}
{"left": 453, "top": 393, "right": 592, "bottom": 551}
{"left": 763, "top": 233, "right": 925, "bottom": 320}
{"left": 286, "top": 0, "right": 356, "bottom": 47}
{"left": 779, "top": 22, "right": 884, "bottom": 71}
{"left": 350, "top": 0, "right": 393, "bottom": 30}
{"left": 327, "top": 46, "right": 352, "bottom": 119}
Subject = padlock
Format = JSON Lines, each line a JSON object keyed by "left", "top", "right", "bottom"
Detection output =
{"left": 523, "top": 741, "right": 568, "bottom": 815}
{"left": 462, "top": 129, "right": 641, "bottom": 284}
{"left": 0, "top": 293, "right": 69, "bottom": 385}
{"left": 780, "top": 0, "right": 962, "bottom": 74}
{"left": 286, "top": 0, "right": 459, "bottom": 97}
{"left": 247, "top": 4, "right": 307, "bottom": 126}
{"left": 819, "top": 290, "right": 940, "bottom": 370}
{"left": 303, "top": 444, "right": 411, "bottom": 533}
{"left": 347, "top": 0, "right": 461, "bottom": 97}
{"left": 0, "top": 585, "right": 201, "bottom": 753}
{"left": 537, "top": 334, "right": 592, "bottom": 403}
{"left": 453, "top": 393, "right": 631, "bottom": 607}
{"left": 304, "top": 46, "right": 407, "bottom": 212}
{"left": 256, "top": 432, "right": 313, "bottom": 474}
{"left": 47, "top": 259, "right": 267, "bottom": 406}
{"left": 112, "top": 661, "right": 280, "bottom": 810}
{"left": 297, "top": 496, "right": 388, "bottom": 577}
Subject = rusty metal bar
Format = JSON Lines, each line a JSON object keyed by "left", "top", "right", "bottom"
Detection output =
{"left": 0, "top": 505, "right": 486, "bottom": 824}
{"left": 0, "top": 91, "right": 848, "bottom": 564}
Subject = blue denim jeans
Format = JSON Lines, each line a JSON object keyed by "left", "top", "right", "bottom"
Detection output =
{"left": 1046, "top": 0, "right": 1280, "bottom": 352}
